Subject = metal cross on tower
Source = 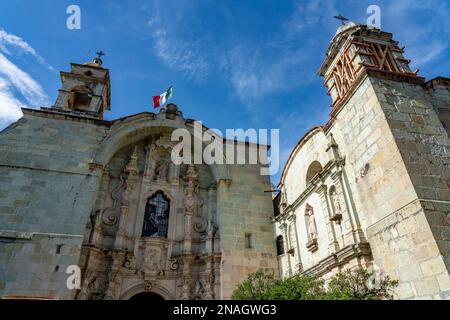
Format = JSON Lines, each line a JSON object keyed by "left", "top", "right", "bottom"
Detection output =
{"left": 95, "top": 51, "right": 105, "bottom": 59}
{"left": 333, "top": 14, "right": 349, "bottom": 25}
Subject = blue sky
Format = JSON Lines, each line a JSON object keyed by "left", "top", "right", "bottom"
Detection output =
{"left": 0, "top": 0, "right": 449, "bottom": 183}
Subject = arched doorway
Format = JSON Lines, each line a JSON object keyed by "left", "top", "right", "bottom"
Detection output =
{"left": 129, "top": 292, "right": 165, "bottom": 301}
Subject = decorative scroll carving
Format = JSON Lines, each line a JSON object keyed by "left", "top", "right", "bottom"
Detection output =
{"left": 100, "top": 146, "right": 139, "bottom": 228}
{"left": 101, "top": 174, "right": 126, "bottom": 226}
{"left": 170, "top": 259, "right": 180, "bottom": 271}
{"left": 194, "top": 217, "right": 207, "bottom": 235}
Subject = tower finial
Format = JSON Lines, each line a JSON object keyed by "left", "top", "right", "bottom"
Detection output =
{"left": 87, "top": 51, "right": 105, "bottom": 67}
{"left": 333, "top": 14, "right": 349, "bottom": 25}
{"left": 95, "top": 51, "right": 105, "bottom": 59}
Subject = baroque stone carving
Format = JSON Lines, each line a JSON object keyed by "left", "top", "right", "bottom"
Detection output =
{"left": 193, "top": 279, "right": 205, "bottom": 300}
{"left": 306, "top": 205, "right": 318, "bottom": 240}
{"left": 101, "top": 174, "right": 126, "bottom": 226}
{"left": 181, "top": 277, "right": 191, "bottom": 300}
{"left": 305, "top": 204, "right": 319, "bottom": 252}
{"left": 144, "top": 247, "right": 162, "bottom": 273}
{"left": 101, "top": 146, "right": 139, "bottom": 228}
{"left": 144, "top": 280, "right": 153, "bottom": 291}
{"left": 330, "top": 188, "right": 343, "bottom": 224}
{"left": 155, "top": 160, "right": 169, "bottom": 181}
{"left": 170, "top": 259, "right": 180, "bottom": 271}
{"left": 78, "top": 270, "right": 108, "bottom": 300}
{"left": 203, "top": 274, "right": 214, "bottom": 300}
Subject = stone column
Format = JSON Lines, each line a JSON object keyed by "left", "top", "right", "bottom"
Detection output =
{"left": 205, "top": 184, "right": 217, "bottom": 254}
{"left": 331, "top": 170, "right": 365, "bottom": 245}
{"left": 183, "top": 165, "right": 198, "bottom": 255}
{"left": 88, "top": 95, "right": 102, "bottom": 114}
{"left": 280, "top": 222, "right": 291, "bottom": 277}
{"left": 170, "top": 163, "right": 180, "bottom": 185}
{"left": 54, "top": 89, "right": 69, "bottom": 109}
{"left": 316, "top": 184, "right": 340, "bottom": 254}
{"left": 288, "top": 214, "right": 303, "bottom": 273}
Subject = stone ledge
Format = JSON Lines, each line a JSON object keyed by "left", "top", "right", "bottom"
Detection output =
{"left": 0, "top": 230, "right": 83, "bottom": 241}
{"left": 302, "top": 242, "right": 372, "bottom": 278}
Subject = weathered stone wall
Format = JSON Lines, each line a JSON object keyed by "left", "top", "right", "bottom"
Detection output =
{"left": 0, "top": 111, "right": 106, "bottom": 299}
{"left": 425, "top": 78, "right": 450, "bottom": 137}
{"left": 370, "top": 77, "right": 450, "bottom": 298}
{"left": 217, "top": 163, "right": 278, "bottom": 299}
{"left": 0, "top": 109, "right": 278, "bottom": 300}
{"left": 329, "top": 74, "right": 450, "bottom": 299}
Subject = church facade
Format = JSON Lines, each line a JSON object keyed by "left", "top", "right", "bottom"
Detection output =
{"left": 0, "top": 58, "right": 277, "bottom": 300}
{"left": 273, "top": 23, "right": 450, "bottom": 299}
{"left": 0, "top": 22, "right": 449, "bottom": 300}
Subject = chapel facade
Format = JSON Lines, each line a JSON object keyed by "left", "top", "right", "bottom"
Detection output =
{"left": 0, "top": 22, "right": 449, "bottom": 301}
{"left": 273, "top": 23, "right": 450, "bottom": 299}
{"left": 0, "top": 57, "right": 277, "bottom": 300}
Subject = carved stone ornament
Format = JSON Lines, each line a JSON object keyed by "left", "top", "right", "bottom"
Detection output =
{"left": 155, "top": 134, "right": 176, "bottom": 149}
{"left": 101, "top": 174, "right": 126, "bottom": 226}
{"left": 155, "top": 161, "right": 169, "bottom": 181}
{"left": 306, "top": 238, "right": 318, "bottom": 252}
{"left": 305, "top": 205, "right": 318, "bottom": 240}
{"left": 181, "top": 277, "right": 191, "bottom": 300}
{"left": 144, "top": 280, "right": 153, "bottom": 291}
{"left": 170, "top": 259, "right": 180, "bottom": 271}
{"left": 193, "top": 280, "right": 205, "bottom": 300}
{"left": 330, "top": 188, "right": 343, "bottom": 224}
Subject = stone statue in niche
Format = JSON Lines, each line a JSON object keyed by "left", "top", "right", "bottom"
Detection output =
{"left": 306, "top": 206, "right": 318, "bottom": 240}
{"left": 333, "top": 191, "right": 341, "bottom": 214}
{"left": 330, "top": 188, "right": 343, "bottom": 224}
{"left": 155, "top": 161, "right": 169, "bottom": 181}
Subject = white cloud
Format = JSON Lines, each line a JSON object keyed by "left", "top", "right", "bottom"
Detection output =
{"left": 0, "top": 53, "right": 48, "bottom": 104}
{"left": 146, "top": 0, "right": 337, "bottom": 106}
{"left": 0, "top": 77, "right": 24, "bottom": 129}
{"left": 152, "top": 28, "right": 209, "bottom": 81}
{"left": 382, "top": 0, "right": 450, "bottom": 71}
{"left": 0, "top": 29, "right": 49, "bottom": 130}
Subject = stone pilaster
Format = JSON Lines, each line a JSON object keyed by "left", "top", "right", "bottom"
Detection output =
{"left": 316, "top": 184, "right": 339, "bottom": 254}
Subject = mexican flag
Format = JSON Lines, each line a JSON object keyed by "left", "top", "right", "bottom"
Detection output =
{"left": 153, "top": 86, "right": 173, "bottom": 108}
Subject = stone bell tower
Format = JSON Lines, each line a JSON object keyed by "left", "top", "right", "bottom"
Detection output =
{"left": 50, "top": 55, "right": 111, "bottom": 119}
{"left": 319, "top": 22, "right": 450, "bottom": 299}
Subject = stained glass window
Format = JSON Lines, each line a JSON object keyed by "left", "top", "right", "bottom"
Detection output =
{"left": 142, "top": 191, "right": 170, "bottom": 238}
